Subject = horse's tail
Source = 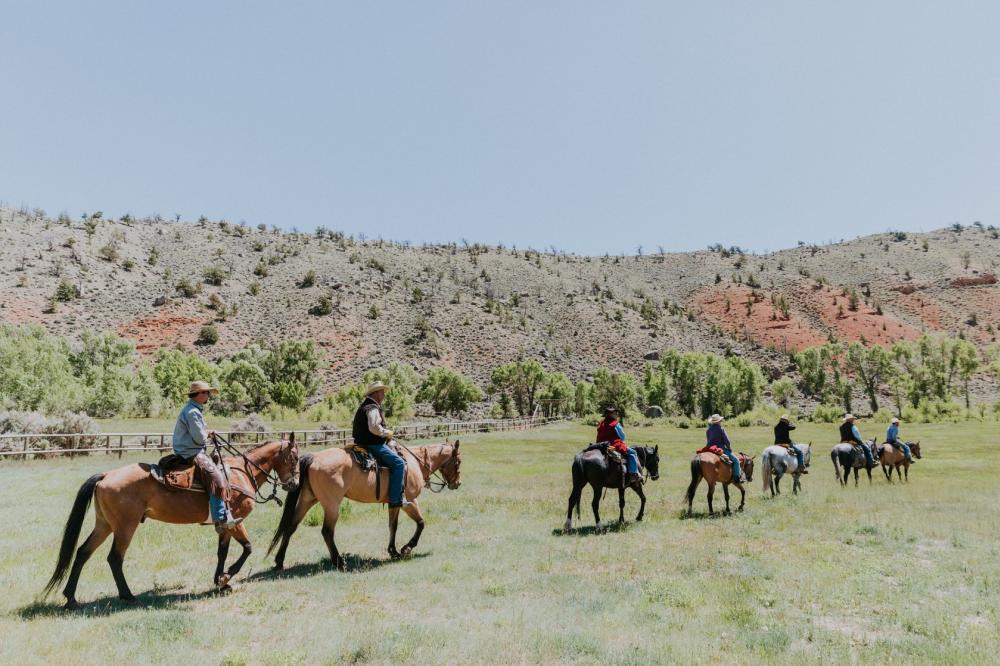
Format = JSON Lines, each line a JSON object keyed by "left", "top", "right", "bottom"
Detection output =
{"left": 761, "top": 452, "right": 772, "bottom": 492}
{"left": 44, "top": 473, "right": 104, "bottom": 597}
{"left": 831, "top": 449, "right": 841, "bottom": 482}
{"left": 685, "top": 457, "right": 702, "bottom": 504}
{"left": 268, "top": 453, "right": 313, "bottom": 556}
{"left": 571, "top": 456, "right": 584, "bottom": 519}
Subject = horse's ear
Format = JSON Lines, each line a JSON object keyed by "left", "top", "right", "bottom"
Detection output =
{"left": 288, "top": 431, "right": 295, "bottom": 446}
{"left": 654, "top": 445, "right": 659, "bottom": 452}
{"left": 454, "top": 440, "right": 460, "bottom": 450}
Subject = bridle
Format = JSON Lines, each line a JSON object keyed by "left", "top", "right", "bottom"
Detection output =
{"left": 211, "top": 433, "right": 296, "bottom": 506}
{"left": 396, "top": 442, "right": 459, "bottom": 493}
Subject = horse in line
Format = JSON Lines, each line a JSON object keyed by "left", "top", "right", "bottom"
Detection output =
{"left": 564, "top": 445, "right": 660, "bottom": 530}
{"left": 877, "top": 441, "right": 922, "bottom": 482}
{"left": 45, "top": 437, "right": 300, "bottom": 609}
{"left": 686, "top": 451, "right": 754, "bottom": 515}
{"left": 830, "top": 440, "right": 877, "bottom": 487}
{"left": 760, "top": 444, "right": 811, "bottom": 496}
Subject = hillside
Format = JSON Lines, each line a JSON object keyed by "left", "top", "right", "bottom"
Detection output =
{"left": 1, "top": 208, "right": 998, "bottom": 395}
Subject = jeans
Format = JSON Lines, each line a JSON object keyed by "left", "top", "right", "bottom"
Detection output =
{"left": 209, "top": 495, "right": 228, "bottom": 522}
{"left": 365, "top": 442, "right": 406, "bottom": 506}
{"left": 626, "top": 448, "right": 639, "bottom": 474}
{"left": 858, "top": 442, "right": 875, "bottom": 467}
{"left": 890, "top": 441, "right": 912, "bottom": 462}
{"left": 722, "top": 449, "right": 742, "bottom": 481}
{"left": 788, "top": 444, "right": 804, "bottom": 470}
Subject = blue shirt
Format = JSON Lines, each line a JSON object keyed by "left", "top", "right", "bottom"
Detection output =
{"left": 852, "top": 425, "right": 863, "bottom": 443}
{"left": 706, "top": 423, "right": 732, "bottom": 450}
{"left": 886, "top": 424, "right": 899, "bottom": 443}
{"left": 172, "top": 400, "right": 209, "bottom": 459}
{"left": 614, "top": 423, "right": 626, "bottom": 442}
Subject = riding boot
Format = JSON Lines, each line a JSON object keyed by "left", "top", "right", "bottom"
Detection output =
{"left": 626, "top": 472, "right": 642, "bottom": 485}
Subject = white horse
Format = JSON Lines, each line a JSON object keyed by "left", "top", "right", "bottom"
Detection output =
{"left": 760, "top": 444, "right": 811, "bottom": 496}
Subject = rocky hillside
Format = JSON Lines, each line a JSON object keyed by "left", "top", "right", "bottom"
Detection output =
{"left": 1, "top": 208, "right": 997, "bottom": 392}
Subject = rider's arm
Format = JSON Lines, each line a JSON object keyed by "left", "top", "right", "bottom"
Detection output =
{"left": 367, "top": 407, "right": 391, "bottom": 438}
{"left": 189, "top": 407, "right": 208, "bottom": 448}
{"left": 614, "top": 423, "right": 626, "bottom": 442}
{"left": 851, "top": 425, "right": 862, "bottom": 442}
{"left": 721, "top": 428, "right": 732, "bottom": 449}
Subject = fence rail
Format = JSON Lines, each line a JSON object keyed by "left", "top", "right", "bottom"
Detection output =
{"left": 0, "top": 416, "right": 563, "bottom": 460}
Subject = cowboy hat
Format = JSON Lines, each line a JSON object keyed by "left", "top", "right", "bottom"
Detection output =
{"left": 843, "top": 414, "right": 855, "bottom": 422}
{"left": 188, "top": 380, "right": 219, "bottom": 397}
{"left": 603, "top": 406, "right": 618, "bottom": 415}
{"left": 779, "top": 414, "right": 790, "bottom": 422}
{"left": 708, "top": 414, "right": 724, "bottom": 424}
{"left": 891, "top": 417, "right": 900, "bottom": 424}
{"left": 365, "top": 381, "right": 389, "bottom": 396}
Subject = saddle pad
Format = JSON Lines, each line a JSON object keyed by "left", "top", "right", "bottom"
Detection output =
{"left": 149, "top": 463, "right": 205, "bottom": 492}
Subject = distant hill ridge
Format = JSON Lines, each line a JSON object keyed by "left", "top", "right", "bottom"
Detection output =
{"left": 1, "top": 207, "right": 997, "bottom": 390}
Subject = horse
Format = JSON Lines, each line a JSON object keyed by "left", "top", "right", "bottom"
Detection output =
{"left": 760, "top": 444, "right": 812, "bottom": 496}
{"left": 830, "top": 439, "right": 877, "bottom": 487}
{"left": 877, "top": 441, "right": 922, "bottom": 482}
{"left": 563, "top": 445, "right": 661, "bottom": 530}
{"left": 44, "top": 436, "right": 300, "bottom": 609}
{"left": 685, "top": 451, "right": 754, "bottom": 515}
{"left": 268, "top": 441, "right": 461, "bottom": 570}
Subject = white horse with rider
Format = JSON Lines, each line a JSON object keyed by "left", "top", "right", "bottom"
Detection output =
{"left": 760, "top": 443, "right": 811, "bottom": 496}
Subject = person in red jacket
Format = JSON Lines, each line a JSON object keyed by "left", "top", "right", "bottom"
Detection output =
{"left": 596, "top": 407, "right": 641, "bottom": 485}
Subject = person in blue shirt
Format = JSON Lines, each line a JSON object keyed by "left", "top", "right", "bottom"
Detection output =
{"left": 839, "top": 414, "right": 875, "bottom": 468}
{"left": 596, "top": 407, "right": 641, "bottom": 485}
{"left": 172, "top": 380, "right": 236, "bottom": 532}
{"left": 706, "top": 414, "right": 743, "bottom": 482}
{"left": 885, "top": 417, "right": 914, "bottom": 463}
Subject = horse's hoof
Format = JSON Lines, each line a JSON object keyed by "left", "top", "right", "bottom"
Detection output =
{"left": 273, "top": 563, "right": 285, "bottom": 572}
{"left": 218, "top": 584, "right": 233, "bottom": 594}
{"left": 216, "top": 574, "right": 231, "bottom": 589}
{"left": 563, "top": 520, "right": 572, "bottom": 531}
{"left": 63, "top": 598, "right": 79, "bottom": 611}
{"left": 119, "top": 595, "right": 137, "bottom": 605}
{"left": 401, "top": 545, "right": 413, "bottom": 556}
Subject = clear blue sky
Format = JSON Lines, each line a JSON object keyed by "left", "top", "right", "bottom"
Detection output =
{"left": 2, "top": 2, "right": 998, "bottom": 255}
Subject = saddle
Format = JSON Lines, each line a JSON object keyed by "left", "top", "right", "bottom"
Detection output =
{"left": 582, "top": 442, "right": 628, "bottom": 488}
{"left": 348, "top": 445, "right": 378, "bottom": 472}
{"left": 696, "top": 445, "right": 726, "bottom": 460}
{"left": 148, "top": 454, "right": 209, "bottom": 493}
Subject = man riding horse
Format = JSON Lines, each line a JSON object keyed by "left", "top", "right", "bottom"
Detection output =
{"left": 774, "top": 414, "right": 807, "bottom": 474}
{"left": 172, "top": 380, "right": 236, "bottom": 532}
{"left": 706, "top": 414, "right": 744, "bottom": 482}
{"left": 352, "top": 381, "right": 410, "bottom": 509}
{"left": 839, "top": 414, "right": 875, "bottom": 469}
{"left": 885, "top": 417, "right": 914, "bottom": 465}
{"left": 596, "top": 407, "right": 642, "bottom": 485}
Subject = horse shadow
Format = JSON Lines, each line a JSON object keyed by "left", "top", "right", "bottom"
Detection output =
{"left": 552, "top": 522, "right": 631, "bottom": 537}
{"left": 678, "top": 509, "right": 741, "bottom": 521}
{"left": 247, "top": 551, "right": 431, "bottom": 582}
{"left": 17, "top": 585, "right": 221, "bottom": 619}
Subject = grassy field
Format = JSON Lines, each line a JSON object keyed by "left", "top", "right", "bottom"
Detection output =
{"left": 1, "top": 420, "right": 998, "bottom": 664}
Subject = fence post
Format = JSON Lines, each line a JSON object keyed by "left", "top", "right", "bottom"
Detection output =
{"left": 118, "top": 435, "right": 124, "bottom": 459}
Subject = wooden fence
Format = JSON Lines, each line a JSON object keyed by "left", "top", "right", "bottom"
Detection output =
{"left": 0, "top": 416, "right": 563, "bottom": 460}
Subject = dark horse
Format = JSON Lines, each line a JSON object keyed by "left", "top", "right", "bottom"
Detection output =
{"left": 831, "top": 439, "right": 878, "bottom": 487}
{"left": 564, "top": 445, "right": 660, "bottom": 529}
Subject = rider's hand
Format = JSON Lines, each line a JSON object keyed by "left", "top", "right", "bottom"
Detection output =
{"left": 385, "top": 430, "right": 394, "bottom": 441}
{"left": 208, "top": 430, "right": 217, "bottom": 439}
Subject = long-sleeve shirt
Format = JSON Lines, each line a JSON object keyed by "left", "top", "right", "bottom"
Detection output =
{"left": 172, "top": 400, "right": 209, "bottom": 459}
{"left": 886, "top": 424, "right": 899, "bottom": 443}
{"left": 852, "top": 425, "right": 863, "bottom": 443}
{"left": 774, "top": 422, "right": 796, "bottom": 445}
{"left": 367, "top": 405, "right": 391, "bottom": 439}
{"left": 706, "top": 423, "right": 732, "bottom": 450}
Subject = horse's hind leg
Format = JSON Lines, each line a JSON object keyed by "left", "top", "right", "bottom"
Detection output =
{"left": 106, "top": 520, "right": 140, "bottom": 602}
{"left": 273, "top": 488, "right": 316, "bottom": 570}
{"left": 591, "top": 484, "right": 603, "bottom": 527}
{"left": 882, "top": 464, "right": 892, "bottom": 482}
{"left": 707, "top": 482, "right": 716, "bottom": 515}
{"left": 63, "top": 516, "right": 112, "bottom": 608}
{"left": 617, "top": 487, "right": 626, "bottom": 524}
{"left": 633, "top": 484, "right": 646, "bottom": 522}
{"left": 321, "top": 499, "right": 346, "bottom": 569}
{"left": 218, "top": 523, "right": 252, "bottom": 588}
{"left": 400, "top": 501, "right": 425, "bottom": 556}
{"left": 565, "top": 482, "right": 582, "bottom": 530}
{"left": 214, "top": 532, "right": 232, "bottom": 588}
{"left": 737, "top": 484, "right": 746, "bottom": 512}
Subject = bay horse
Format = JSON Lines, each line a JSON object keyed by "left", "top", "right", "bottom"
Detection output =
{"left": 760, "top": 444, "right": 811, "bottom": 496}
{"left": 685, "top": 451, "right": 754, "bottom": 515}
{"left": 876, "top": 441, "right": 921, "bottom": 482}
{"left": 44, "top": 437, "right": 300, "bottom": 609}
{"left": 268, "top": 441, "right": 461, "bottom": 570}
{"left": 563, "top": 445, "right": 660, "bottom": 530}
{"left": 830, "top": 440, "right": 877, "bottom": 487}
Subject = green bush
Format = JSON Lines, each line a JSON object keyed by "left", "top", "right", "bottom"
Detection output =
{"left": 197, "top": 325, "right": 219, "bottom": 346}
{"left": 770, "top": 377, "right": 795, "bottom": 407}
{"left": 203, "top": 266, "right": 228, "bottom": 286}
{"left": 811, "top": 403, "right": 842, "bottom": 423}
{"left": 153, "top": 348, "right": 219, "bottom": 406}
{"left": 53, "top": 279, "right": 78, "bottom": 302}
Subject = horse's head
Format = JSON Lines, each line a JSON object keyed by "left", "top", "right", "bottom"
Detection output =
{"left": 910, "top": 441, "right": 922, "bottom": 459}
{"left": 740, "top": 453, "right": 755, "bottom": 482}
{"left": 803, "top": 443, "right": 812, "bottom": 467}
{"left": 274, "top": 433, "right": 301, "bottom": 491}
{"left": 439, "top": 441, "right": 462, "bottom": 490}
{"left": 639, "top": 445, "right": 660, "bottom": 480}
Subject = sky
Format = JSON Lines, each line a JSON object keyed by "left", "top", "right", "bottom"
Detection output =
{"left": 1, "top": 2, "right": 998, "bottom": 255}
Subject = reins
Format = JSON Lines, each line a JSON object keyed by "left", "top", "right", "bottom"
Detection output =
{"left": 211, "top": 433, "right": 286, "bottom": 506}
{"left": 395, "top": 441, "right": 453, "bottom": 493}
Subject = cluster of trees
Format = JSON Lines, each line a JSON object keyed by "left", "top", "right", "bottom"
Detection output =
{"left": 792, "top": 335, "right": 993, "bottom": 416}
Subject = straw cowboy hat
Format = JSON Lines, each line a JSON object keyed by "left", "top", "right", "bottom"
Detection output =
{"left": 708, "top": 414, "right": 724, "bottom": 424}
{"left": 779, "top": 414, "right": 790, "bottom": 422}
{"left": 365, "top": 381, "right": 389, "bottom": 396}
{"left": 891, "top": 417, "right": 900, "bottom": 424}
{"left": 188, "top": 380, "right": 219, "bottom": 397}
{"left": 843, "top": 414, "right": 856, "bottom": 422}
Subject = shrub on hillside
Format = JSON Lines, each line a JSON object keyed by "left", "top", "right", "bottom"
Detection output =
{"left": 418, "top": 368, "right": 482, "bottom": 416}
{"left": 196, "top": 325, "right": 219, "bottom": 346}
{"left": 811, "top": 403, "right": 842, "bottom": 423}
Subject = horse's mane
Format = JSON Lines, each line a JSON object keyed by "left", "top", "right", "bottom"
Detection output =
{"left": 243, "top": 437, "right": 286, "bottom": 454}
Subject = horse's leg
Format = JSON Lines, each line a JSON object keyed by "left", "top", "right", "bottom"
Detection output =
{"left": 903, "top": 463, "right": 909, "bottom": 482}
{"left": 219, "top": 523, "right": 253, "bottom": 587}
{"left": 774, "top": 471, "right": 781, "bottom": 496}
{"left": 387, "top": 506, "right": 403, "bottom": 560}
{"left": 853, "top": 468, "right": 859, "bottom": 487}
{"left": 707, "top": 481, "right": 715, "bottom": 515}
{"left": 214, "top": 532, "right": 231, "bottom": 588}
{"left": 62, "top": 517, "right": 112, "bottom": 609}
{"left": 882, "top": 463, "right": 891, "bottom": 482}
{"left": 722, "top": 483, "right": 731, "bottom": 514}
{"left": 400, "top": 500, "right": 425, "bottom": 556}
{"left": 633, "top": 484, "right": 646, "bottom": 522}
{"left": 321, "top": 499, "right": 346, "bottom": 569}
{"left": 866, "top": 467, "right": 873, "bottom": 485}
{"left": 273, "top": 489, "right": 316, "bottom": 571}
{"left": 737, "top": 483, "right": 746, "bottom": 511}
{"left": 617, "top": 487, "right": 625, "bottom": 524}
{"left": 792, "top": 473, "right": 799, "bottom": 495}
{"left": 106, "top": 520, "right": 140, "bottom": 602}
{"left": 565, "top": 480, "right": 583, "bottom": 530}
{"left": 591, "top": 483, "right": 603, "bottom": 527}
{"left": 768, "top": 469, "right": 775, "bottom": 497}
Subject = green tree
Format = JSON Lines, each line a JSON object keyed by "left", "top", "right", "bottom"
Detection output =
{"left": 417, "top": 368, "right": 482, "bottom": 416}
{"left": 954, "top": 339, "right": 980, "bottom": 409}
{"left": 363, "top": 362, "right": 419, "bottom": 418}
{"left": 573, "top": 381, "right": 596, "bottom": 417}
{"left": 591, "top": 368, "right": 640, "bottom": 419}
{"left": 217, "top": 359, "right": 272, "bottom": 414}
{"left": 153, "top": 348, "right": 219, "bottom": 406}
{"left": 0, "top": 325, "right": 85, "bottom": 413}
{"left": 489, "top": 360, "right": 547, "bottom": 416}
{"left": 845, "top": 342, "right": 892, "bottom": 413}
{"left": 536, "top": 372, "right": 574, "bottom": 416}
{"left": 770, "top": 377, "right": 795, "bottom": 407}
{"left": 262, "top": 340, "right": 321, "bottom": 407}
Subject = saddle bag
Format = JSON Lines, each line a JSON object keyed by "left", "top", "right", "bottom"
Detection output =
{"left": 148, "top": 454, "right": 205, "bottom": 492}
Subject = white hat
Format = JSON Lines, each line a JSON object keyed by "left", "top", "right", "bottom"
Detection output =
{"left": 708, "top": 414, "right": 724, "bottom": 424}
{"left": 365, "top": 381, "right": 389, "bottom": 396}
{"left": 843, "top": 414, "right": 855, "bottom": 422}
{"left": 188, "top": 380, "right": 219, "bottom": 397}
{"left": 779, "top": 414, "right": 790, "bottom": 422}
{"left": 891, "top": 417, "right": 900, "bottom": 424}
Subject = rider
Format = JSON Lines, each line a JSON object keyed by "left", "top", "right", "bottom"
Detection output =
{"left": 353, "top": 382, "right": 410, "bottom": 509}
{"left": 774, "top": 414, "right": 807, "bottom": 474}
{"left": 172, "top": 380, "right": 236, "bottom": 533}
{"left": 839, "top": 414, "right": 875, "bottom": 469}
{"left": 596, "top": 407, "right": 641, "bottom": 485}
{"left": 706, "top": 414, "right": 743, "bottom": 483}
{"left": 885, "top": 417, "right": 914, "bottom": 464}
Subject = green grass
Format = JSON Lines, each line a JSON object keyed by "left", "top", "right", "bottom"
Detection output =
{"left": 2, "top": 421, "right": 999, "bottom": 664}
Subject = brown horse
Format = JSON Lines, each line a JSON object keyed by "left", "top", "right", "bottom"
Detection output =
{"left": 44, "top": 437, "right": 300, "bottom": 609}
{"left": 268, "top": 441, "right": 461, "bottom": 569}
{"left": 685, "top": 452, "right": 755, "bottom": 515}
{"left": 877, "top": 441, "right": 922, "bottom": 482}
